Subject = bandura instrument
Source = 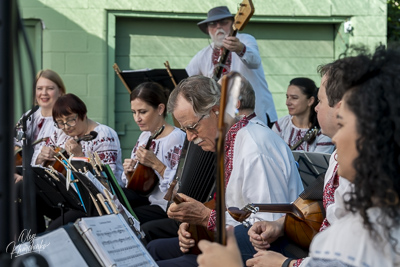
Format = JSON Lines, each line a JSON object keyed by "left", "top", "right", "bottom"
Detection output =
{"left": 44, "top": 131, "right": 98, "bottom": 175}
{"left": 15, "top": 137, "right": 49, "bottom": 166}
{"left": 290, "top": 127, "right": 319, "bottom": 151}
{"left": 228, "top": 174, "right": 325, "bottom": 249}
{"left": 126, "top": 125, "right": 165, "bottom": 195}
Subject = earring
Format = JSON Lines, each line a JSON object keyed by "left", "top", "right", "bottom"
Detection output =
{"left": 215, "top": 111, "right": 219, "bottom": 115}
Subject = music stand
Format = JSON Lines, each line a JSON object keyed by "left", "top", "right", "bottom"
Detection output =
{"left": 292, "top": 151, "right": 331, "bottom": 188}
{"left": 32, "top": 166, "right": 85, "bottom": 223}
{"left": 113, "top": 63, "right": 188, "bottom": 94}
{"left": 71, "top": 171, "right": 103, "bottom": 217}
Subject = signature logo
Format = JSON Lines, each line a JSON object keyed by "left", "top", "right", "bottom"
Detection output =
{"left": 6, "top": 229, "right": 50, "bottom": 259}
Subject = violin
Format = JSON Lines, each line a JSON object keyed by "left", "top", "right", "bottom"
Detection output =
{"left": 212, "top": 0, "right": 254, "bottom": 81}
{"left": 126, "top": 125, "right": 165, "bottom": 195}
{"left": 15, "top": 137, "right": 49, "bottom": 166}
{"left": 43, "top": 131, "right": 98, "bottom": 175}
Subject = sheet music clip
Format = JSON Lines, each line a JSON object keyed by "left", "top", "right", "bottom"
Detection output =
{"left": 81, "top": 227, "right": 92, "bottom": 235}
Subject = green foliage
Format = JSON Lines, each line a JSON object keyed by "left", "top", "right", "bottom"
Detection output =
{"left": 388, "top": 0, "right": 400, "bottom": 42}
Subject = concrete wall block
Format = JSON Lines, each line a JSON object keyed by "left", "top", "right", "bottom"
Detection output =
{"left": 251, "top": 0, "right": 331, "bottom": 16}
{"left": 331, "top": 0, "right": 369, "bottom": 16}
{"left": 88, "top": 35, "right": 106, "bottom": 52}
{"left": 44, "top": 0, "right": 89, "bottom": 9}
{"left": 64, "top": 9, "right": 106, "bottom": 34}
{"left": 82, "top": 95, "right": 108, "bottom": 123}
{"left": 369, "top": 0, "right": 387, "bottom": 16}
{"left": 44, "top": 31, "right": 88, "bottom": 52}
{"left": 267, "top": 74, "right": 321, "bottom": 94}
{"left": 42, "top": 52, "right": 65, "bottom": 73}
{"left": 23, "top": 8, "right": 68, "bottom": 30}
{"left": 19, "top": 0, "right": 46, "bottom": 8}
{"left": 66, "top": 53, "right": 105, "bottom": 74}
{"left": 88, "top": 74, "right": 107, "bottom": 96}
{"left": 351, "top": 15, "right": 387, "bottom": 36}
{"left": 62, "top": 74, "right": 87, "bottom": 95}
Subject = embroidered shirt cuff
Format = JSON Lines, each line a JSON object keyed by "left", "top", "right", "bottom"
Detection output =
{"left": 207, "top": 209, "right": 217, "bottom": 232}
{"left": 293, "top": 258, "right": 303, "bottom": 267}
{"left": 237, "top": 44, "right": 246, "bottom": 57}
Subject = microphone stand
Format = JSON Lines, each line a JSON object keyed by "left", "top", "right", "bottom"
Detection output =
{"left": 19, "top": 109, "right": 37, "bottom": 234}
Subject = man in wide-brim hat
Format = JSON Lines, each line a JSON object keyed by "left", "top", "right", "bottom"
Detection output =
{"left": 186, "top": 5, "right": 278, "bottom": 129}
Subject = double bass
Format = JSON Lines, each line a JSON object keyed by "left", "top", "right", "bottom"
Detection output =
{"left": 126, "top": 125, "right": 165, "bottom": 195}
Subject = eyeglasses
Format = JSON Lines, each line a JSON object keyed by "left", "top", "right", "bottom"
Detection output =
{"left": 207, "top": 19, "right": 232, "bottom": 28}
{"left": 55, "top": 115, "right": 78, "bottom": 129}
{"left": 181, "top": 115, "right": 205, "bottom": 134}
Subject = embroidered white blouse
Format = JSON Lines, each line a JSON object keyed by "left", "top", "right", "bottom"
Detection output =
{"left": 35, "top": 123, "right": 124, "bottom": 186}
{"left": 120, "top": 127, "right": 186, "bottom": 211}
{"left": 272, "top": 115, "right": 334, "bottom": 153}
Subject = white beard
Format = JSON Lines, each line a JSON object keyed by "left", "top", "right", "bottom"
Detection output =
{"left": 210, "top": 29, "right": 228, "bottom": 48}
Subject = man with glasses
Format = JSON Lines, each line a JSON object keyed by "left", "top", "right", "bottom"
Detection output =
{"left": 186, "top": 6, "right": 277, "bottom": 128}
{"left": 146, "top": 75, "right": 303, "bottom": 267}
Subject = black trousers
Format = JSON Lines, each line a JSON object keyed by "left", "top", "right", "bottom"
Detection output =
{"left": 141, "top": 218, "right": 180, "bottom": 243}
{"left": 122, "top": 188, "right": 168, "bottom": 224}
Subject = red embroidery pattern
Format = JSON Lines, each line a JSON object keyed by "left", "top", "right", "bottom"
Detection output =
{"left": 97, "top": 150, "right": 118, "bottom": 164}
{"left": 165, "top": 145, "right": 182, "bottom": 169}
{"left": 207, "top": 113, "right": 256, "bottom": 231}
{"left": 319, "top": 164, "right": 339, "bottom": 232}
{"left": 212, "top": 47, "right": 232, "bottom": 76}
{"left": 292, "top": 164, "right": 339, "bottom": 267}
{"left": 33, "top": 118, "right": 45, "bottom": 140}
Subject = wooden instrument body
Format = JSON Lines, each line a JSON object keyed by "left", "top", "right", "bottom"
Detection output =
{"left": 126, "top": 125, "right": 164, "bottom": 195}
{"left": 43, "top": 147, "right": 68, "bottom": 176}
{"left": 15, "top": 148, "right": 23, "bottom": 166}
{"left": 283, "top": 198, "right": 324, "bottom": 249}
{"left": 126, "top": 164, "right": 158, "bottom": 195}
{"left": 173, "top": 194, "right": 215, "bottom": 255}
{"left": 15, "top": 137, "right": 49, "bottom": 167}
{"left": 42, "top": 132, "right": 98, "bottom": 176}
{"left": 228, "top": 197, "right": 325, "bottom": 249}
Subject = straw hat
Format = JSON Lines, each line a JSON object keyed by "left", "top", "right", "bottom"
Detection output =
{"left": 197, "top": 6, "right": 234, "bottom": 35}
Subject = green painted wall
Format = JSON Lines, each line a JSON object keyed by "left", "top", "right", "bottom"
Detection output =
{"left": 18, "top": 0, "right": 387, "bottom": 159}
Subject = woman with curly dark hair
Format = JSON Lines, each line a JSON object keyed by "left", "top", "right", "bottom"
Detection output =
{"left": 195, "top": 46, "right": 400, "bottom": 267}
{"left": 305, "top": 45, "right": 400, "bottom": 266}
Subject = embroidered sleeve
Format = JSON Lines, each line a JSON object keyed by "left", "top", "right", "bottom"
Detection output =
{"left": 305, "top": 258, "right": 353, "bottom": 267}
{"left": 293, "top": 258, "right": 303, "bottom": 267}
{"left": 237, "top": 44, "right": 246, "bottom": 57}
{"left": 207, "top": 209, "right": 217, "bottom": 232}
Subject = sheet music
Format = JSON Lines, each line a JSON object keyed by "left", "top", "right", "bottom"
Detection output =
{"left": 83, "top": 171, "right": 141, "bottom": 233}
{"left": 33, "top": 228, "right": 88, "bottom": 266}
{"left": 76, "top": 214, "right": 157, "bottom": 267}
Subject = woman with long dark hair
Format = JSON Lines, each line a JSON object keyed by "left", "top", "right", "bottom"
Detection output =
{"left": 121, "top": 82, "right": 186, "bottom": 224}
{"left": 272, "top": 78, "right": 333, "bottom": 153}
